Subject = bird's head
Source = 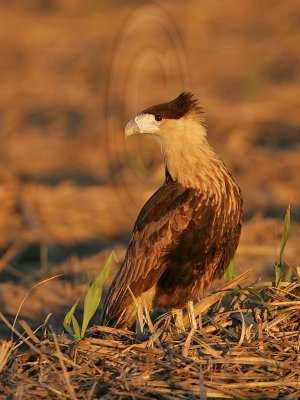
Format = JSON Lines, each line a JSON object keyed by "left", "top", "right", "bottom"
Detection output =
{"left": 125, "top": 92, "right": 205, "bottom": 144}
{"left": 124, "top": 92, "right": 219, "bottom": 188}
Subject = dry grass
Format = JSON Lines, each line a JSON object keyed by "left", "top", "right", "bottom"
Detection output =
{"left": 0, "top": 273, "right": 299, "bottom": 399}
{"left": 0, "top": 1, "right": 300, "bottom": 398}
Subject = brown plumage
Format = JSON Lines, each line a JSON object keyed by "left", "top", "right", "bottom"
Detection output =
{"left": 100, "top": 92, "right": 243, "bottom": 329}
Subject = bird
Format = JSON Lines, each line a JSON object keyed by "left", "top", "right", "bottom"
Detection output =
{"left": 100, "top": 92, "right": 243, "bottom": 330}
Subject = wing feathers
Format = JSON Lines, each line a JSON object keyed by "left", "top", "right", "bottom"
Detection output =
{"left": 101, "top": 181, "right": 192, "bottom": 325}
{"left": 101, "top": 176, "right": 242, "bottom": 327}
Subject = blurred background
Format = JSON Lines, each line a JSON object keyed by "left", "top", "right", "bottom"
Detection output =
{"left": 0, "top": 0, "right": 299, "bottom": 336}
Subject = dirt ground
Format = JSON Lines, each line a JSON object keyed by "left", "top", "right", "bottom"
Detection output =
{"left": 0, "top": 0, "right": 299, "bottom": 338}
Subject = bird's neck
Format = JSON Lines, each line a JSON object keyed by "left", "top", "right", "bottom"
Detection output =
{"left": 161, "top": 122, "right": 235, "bottom": 198}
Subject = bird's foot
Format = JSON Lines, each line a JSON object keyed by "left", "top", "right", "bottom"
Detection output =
{"left": 187, "top": 300, "right": 198, "bottom": 330}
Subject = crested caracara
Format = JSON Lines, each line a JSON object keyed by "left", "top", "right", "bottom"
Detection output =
{"left": 100, "top": 92, "right": 242, "bottom": 329}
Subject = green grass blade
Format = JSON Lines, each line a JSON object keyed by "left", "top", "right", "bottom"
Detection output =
{"left": 274, "top": 262, "right": 281, "bottom": 288}
{"left": 284, "top": 264, "right": 293, "bottom": 282}
{"left": 245, "top": 287, "right": 264, "bottom": 302}
{"left": 275, "top": 205, "right": 291, "bottom": 288}
{"left": 244, "top": 287, "right": 274, "bottom": 314}
{"left": 81, "top": 251, "right": 115, "bottom": 338}
{"left": 63, "top": 301, "right": 78, "bottom": 337}
{"left": 279, "top": 205, "right": 290, "bottom": 267}
{"left": 72, "top": 315, "right": 81, "bottom": 343}
{"left": 224, "top": 258, "right": 236, "bottom": 282}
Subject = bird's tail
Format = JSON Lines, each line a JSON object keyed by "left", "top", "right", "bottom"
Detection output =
{"left": 99, "top": 280, "right": 137, "bottom": 329}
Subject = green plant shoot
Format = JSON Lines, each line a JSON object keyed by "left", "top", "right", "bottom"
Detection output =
{"left": 81, "top": 251, "right": 115, "bottom": 337}
{"left": 274, "top": 205, "right": 291, "bottom": 288}
{"left": 63, "top": 250, "right": 115, "bottom": 342}
{"left": 224, "top": 258, "right": 236, "bottom": 282}
{"left": 63, "top": 301, "right": 81, "bottom": 342}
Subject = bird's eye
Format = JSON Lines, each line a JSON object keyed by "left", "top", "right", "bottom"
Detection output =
{"left": 154, "top": 114, "right": 163, "bottom": 122}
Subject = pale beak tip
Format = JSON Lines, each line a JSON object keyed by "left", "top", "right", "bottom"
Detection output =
{"left": 125, "top": 119, "right": 140, "bottom": 137}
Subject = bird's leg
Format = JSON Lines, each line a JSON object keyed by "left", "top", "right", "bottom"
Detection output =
{"left": 136, "top": 302, "right": 145, "bottom": 339}
{"left": 197, "top": 285, "right": 204, "bottom": 330}
{"left": 187, "top": 300, "right": 197, "bottom": 330}
{"left": 172, "top": 309, "right": 185, "bottom": 332}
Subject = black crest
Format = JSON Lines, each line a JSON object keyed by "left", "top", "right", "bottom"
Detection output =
{"left": 142, "top": 92, "right": 203, "bottom": 120}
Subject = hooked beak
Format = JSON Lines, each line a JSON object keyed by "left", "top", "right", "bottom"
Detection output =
{"left": 125, "top": 118, "right": 140, "bottom": 137}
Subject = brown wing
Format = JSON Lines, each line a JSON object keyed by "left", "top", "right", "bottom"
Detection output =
{"left": 101, "top": 176, "right": 242, "bottom": 327}
{"left": 101, "top": 179, "right": 197, "bottom": 326}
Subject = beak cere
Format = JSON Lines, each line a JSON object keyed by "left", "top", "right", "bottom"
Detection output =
{"left": 125, "top": 119, "right": 140, "bottom": 137}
